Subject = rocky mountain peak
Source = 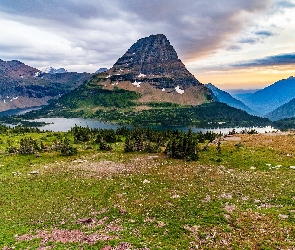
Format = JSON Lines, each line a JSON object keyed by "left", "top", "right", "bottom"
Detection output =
{"left": 0, "top": 59, "right": 39, "bottom": 78}
{"left": 108, "top": 34, "right": 202, "bottom": 90}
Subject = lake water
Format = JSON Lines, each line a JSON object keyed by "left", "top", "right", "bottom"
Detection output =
{"left": 0, "top": 107, "right": 276, "bottom": 133}
{"left": 30, "top": 118, "right": 121, "bottom": 131}
{"left": 0, "top": 106, "right": 44, "bottom": 117}
{"left": 27, "top": 118, "right": 276, "bottom": 134}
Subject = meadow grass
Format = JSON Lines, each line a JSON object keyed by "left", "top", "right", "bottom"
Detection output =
{"left": 1, "top": 132, "right": 295, "bottom": 249}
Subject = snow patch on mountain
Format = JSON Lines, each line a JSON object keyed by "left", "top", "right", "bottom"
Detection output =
{"left": 41, "top": 67, "right": 67, "bottom": 74}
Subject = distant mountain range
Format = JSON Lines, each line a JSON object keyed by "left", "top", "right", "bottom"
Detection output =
{"left": 265, "top": 98, "right": 295, "bottom": 121}
{"left": 242, "top": 76, "right": 295, "bottom": 117}
{"left": 0, "top": 59, "right": 92, "bottom": 112}
{"left": 226, "top": 89, "right": 259, "bottom": 102}
{"left": 208, "top": 77, "right": 295, "bottom": 121}
{"left": 206, "top": 83, "right": 256, "bottom": 115}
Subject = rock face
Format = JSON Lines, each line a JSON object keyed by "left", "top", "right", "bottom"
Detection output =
{"left": 93, "top": 34, "right": 212, "bottom": 105}
{"left": 109, "top": 34, "right": 202, "bottom": 90}
{"left": 0, "top": 59, "right": 92, "bottom": 112}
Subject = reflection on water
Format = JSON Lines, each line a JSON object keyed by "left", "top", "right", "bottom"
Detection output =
{"left": 0, "top": 106, "right": 43, "bottom": 117}
{"left": 31, "top": 118, "right": 120, "bottom": 131}
{"left": 29, "top": 118, "right": 276, "bottom": 134}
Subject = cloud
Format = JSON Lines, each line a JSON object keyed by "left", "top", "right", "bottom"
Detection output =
{"left": 232, "top": 52, "right": 295, "bottom": 67}
{"left": 227, "top": 45, "right": 242, "bottom": 51}
{"left": 239, "top": 38, "right": 258, "bottom": 44}
{"left": 255, "top": 30, "right": 275, "bottom": 37}
{"left": 0, "top": 0, "right": 279, "bottom": 71}
{"left": 275, "top": 0, "right": 295, "bottom": 8}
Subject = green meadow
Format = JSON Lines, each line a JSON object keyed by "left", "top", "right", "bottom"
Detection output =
{"left": 1, "top": 126, "right": 295, "bottom": 249}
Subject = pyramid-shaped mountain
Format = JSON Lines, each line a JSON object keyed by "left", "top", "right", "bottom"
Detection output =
{"left": 92, "top": 34, "right": 212, "bottom": 105}
{"left": 110, "top": 34, "right": 202, "bottom": 89}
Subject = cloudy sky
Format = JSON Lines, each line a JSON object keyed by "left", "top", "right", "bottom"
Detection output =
{"left": 0, "top": 0, "right": 294, "bottom": 89}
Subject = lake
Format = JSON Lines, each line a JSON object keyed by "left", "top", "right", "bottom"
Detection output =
{"left": 0, "top": 107, "right": 276, "bottom": 133}
{"left": 0, "top": 106, "right": 44, "bottom": 117}
{"left": 27, "top": 117, "right": 276, "bottom": 134}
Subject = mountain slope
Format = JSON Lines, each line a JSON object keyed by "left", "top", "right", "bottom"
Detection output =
{"left": 265, "top": 98, "right": 295, "bottom": 121}
{"left": 23, "top": 34, "right": 271, "bottom": 127}
{"left": 0, "top": 59, "right": 92, "bottom": 112}
{"left": 242, "top": 76, "right": 295, "bottom": 116}
{"left": 100, "top": 34, "right": 213, "bottom": 105}
{"left": 206, "top": 83, "right": 256, "bottom": 115}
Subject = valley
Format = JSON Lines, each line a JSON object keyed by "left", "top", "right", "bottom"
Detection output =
{"left": 1, "top": 33, "right": 295, "bottom": 249}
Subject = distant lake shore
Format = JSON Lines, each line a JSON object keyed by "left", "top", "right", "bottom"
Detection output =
{"left": 0, "top": 106, "right": 276, "bottom": 133}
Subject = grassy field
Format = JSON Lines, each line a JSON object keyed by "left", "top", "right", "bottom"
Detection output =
{"left": 1, "top": 130, "right": 295, "bottom": 249}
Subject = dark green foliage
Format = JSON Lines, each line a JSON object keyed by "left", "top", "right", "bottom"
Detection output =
{"left": 123, "top": 128, "right": 162, "bottom": 153}
{"left": 99, "top": 139, "right": 113, "bottom": 151}
{"left": 124, "top": 135, "right": 134, "bottom": 153}
{"left": 147, "top": 102, "right": 181, "bottom": 108}
{"left": 273, "top": 117, "right": 295, "bottom": 130}
{"left": 6, "top": 137, "right": 41, "bottom": 155}
{"left": 216, "top": 136, "right": 222, "bottom": 154}
{"left": 18, "top": 137, "right": 40, "bottom": 155}
{"left": 165, "top": 129, "right": 199, "bottom": 161}
{"left": 196, "top": 131, "right": 218, "bottom": 143}
{"left": 144, "top": 141, "right": 161, "bottom": 153}
{"left": 6, "top": 139, "right": 18, "bottom": 154}
{"left": 71, "top": 125, "right": 94, "bottom": 143}
{"left": 241, "top": 129, "right": 258, "bottom": 134}
{"left": 60, "top": 138, "right": 77, "bottom": 156}
{"left": 1, "top": 123, "right": 219, "bottom": 160}
{"left": 22, "top": 84, "right": 141, "bottom": 120}
{"left": 96, "top": 129, "right": 118, "bottom": 143}
{"left": 92, "top": 102, "right": 271, "bottom": 128}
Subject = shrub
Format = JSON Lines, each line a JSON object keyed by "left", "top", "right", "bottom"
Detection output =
{"left": 99, "top": 139, "right": 113, "bottom": 151}
{"left": 60, "top": 138, "right": 77, "bottom": 156}
{"left": 18, "top": 137, "right": 40, "bottom": 155}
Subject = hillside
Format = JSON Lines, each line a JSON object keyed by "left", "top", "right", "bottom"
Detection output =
{"left": 2, "top": 125, "right": 295, "bottom": 249}
{"left": 206, "top": 83, "right": 255, "bottom": 115}
{"left": 226, "top": 89, "right": 259, "bottom": 101}
{"left": 0, "top": 59, "right": 92, "bottom": 112}
{"left": 265, "top": 97, "right": 295, "bottom": 121}
{"left": 242, "top": 76, "right": 295, "bottom": 116}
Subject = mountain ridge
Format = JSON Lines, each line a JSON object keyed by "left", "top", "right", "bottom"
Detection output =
{"left": 242, "top": 76, "right": 295, "bottom": 116}
{"left": 206, "top": 83, "right": 256, "bottom": 115}
{"left": 0, "top": 59, "right": 92, "bottom": 112}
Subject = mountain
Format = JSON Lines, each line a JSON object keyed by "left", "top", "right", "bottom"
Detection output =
{"left": 102, "top": 34, "right": 212, "bottom": 105}
{"left": 41, "top": 67, "right": 68, "bottom": 74}
{"left": 242, "top": 76, "right": 295, "bottom": 116}
{"left": 206, "top": 83, "right": 255, "bottom": 115}
{"left": 22, "top": 34, "right": 270, "bottom": 127}
{"left": 95, "top": 68, "right": 108, "bottom": 73}
{"left": 265, "top": 97, "right": 295, "bottom": 121}
{"left": 226, "top": 89, "right": 260, "bottom": 101}
{"left": 0, "top": 59, "right": 92, "bottom": 112}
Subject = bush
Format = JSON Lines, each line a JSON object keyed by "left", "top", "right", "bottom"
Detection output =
{"left": 165, "top": 130, "right": 199, "bottom": 161}
{"left": 60, "top": 138, "right": 77, "bottom": 156}
{"left": 99, "top": 139, "right": 113, "bottom": 151}
{"left": 18, "top": 137, "right": 40, "bottom": 155}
